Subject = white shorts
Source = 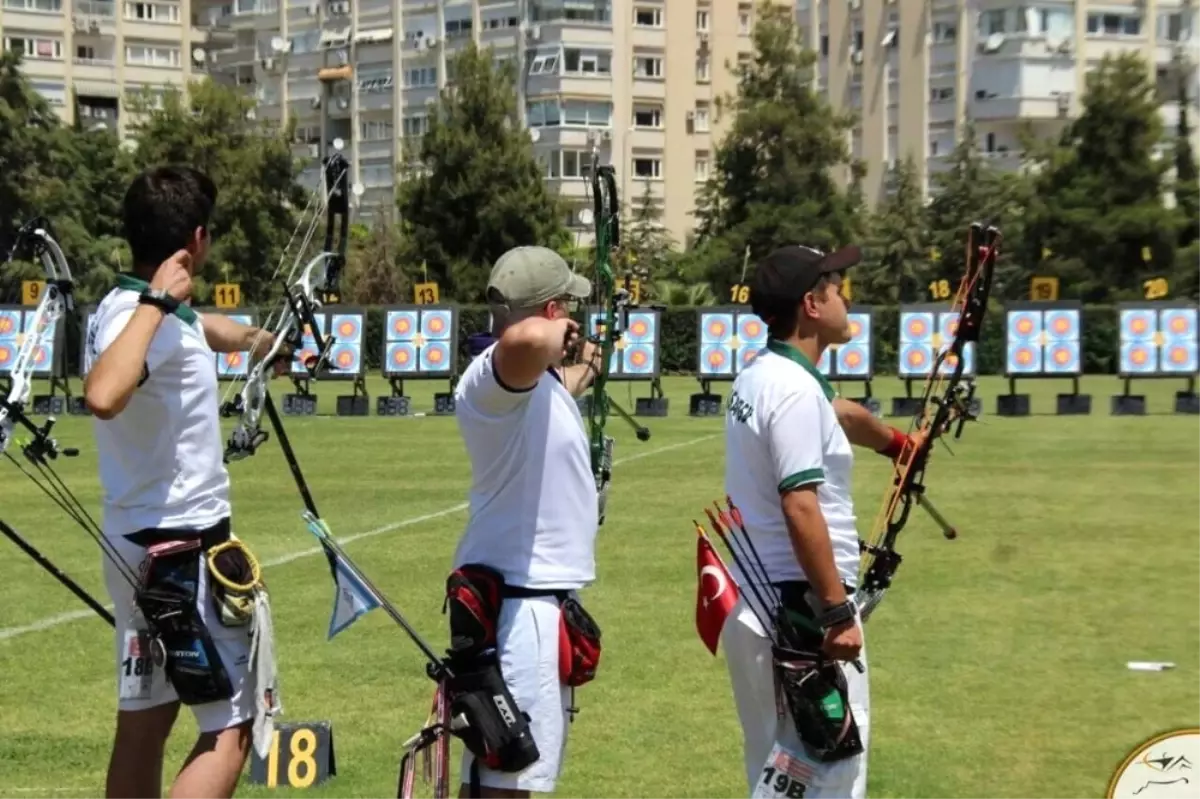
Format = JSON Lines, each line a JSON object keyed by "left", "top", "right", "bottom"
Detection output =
{"left": 461, "top": 595, "right": 571, "bottom": 794}
{"left": 102, "top": 531, "right": 256, "bottom": 734}
{"left": 722, "top": 598, "right": 871, "bottom": 799}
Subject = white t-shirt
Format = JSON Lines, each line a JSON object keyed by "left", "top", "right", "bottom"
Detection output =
{"left": 452, "top": 343, "right": 598, "bottom": 590}
{"left": 724, "top": 340, "right": 860, "bottom": 588}
{"left": 85, "top": 289, "right": 231, "bottom": 538}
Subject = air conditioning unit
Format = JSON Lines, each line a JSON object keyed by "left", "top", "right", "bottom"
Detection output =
{"left": 262, "top": 57, "right": 275, "bottom": 70}
{"left": 699, "top": 33, "right": 709, "bottom": 46}
{"left": 528, "top": 25, "right": 541, "bottom": 41}
{"left": 1056, "top": 93, "right": 1071, "bottom": 115}
{"left": 851, "top": 50, "right": 864, "bottom": 65}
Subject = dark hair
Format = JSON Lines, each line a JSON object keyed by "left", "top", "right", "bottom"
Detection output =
{"left": 765, "top": 276, "right": 833, "bottom": 340}
{"left": 122, "top": 166, "right": 217, "bottom": 270}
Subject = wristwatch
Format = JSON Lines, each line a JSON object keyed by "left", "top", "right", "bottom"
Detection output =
{"left": 815, "top": 598, "right": 858, "bottom": 631}
{"left": 138, "top": 287, "right": 179, "bottom": 315}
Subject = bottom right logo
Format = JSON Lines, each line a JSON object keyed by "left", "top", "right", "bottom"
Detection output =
{"left": 1107, "top": 728, "right": 1199, "bottom": 798}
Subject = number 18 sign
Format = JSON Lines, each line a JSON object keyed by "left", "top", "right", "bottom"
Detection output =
{"left": 248, "top": 721, "right": 337, "bottom": 789}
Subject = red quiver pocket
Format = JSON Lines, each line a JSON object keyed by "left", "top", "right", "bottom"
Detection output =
{"left": 445, "top": 564, "right": 505, "bottom": 653}
{"left": 557, "top": 596, "right": 602, "bottom": 687}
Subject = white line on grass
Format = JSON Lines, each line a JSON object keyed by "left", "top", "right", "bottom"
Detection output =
{"left": 0, "top": 432, "right": 719, "bottom": 642}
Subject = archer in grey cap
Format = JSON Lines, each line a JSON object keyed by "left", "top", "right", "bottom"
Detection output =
{"left": 487, "top": 246, "right": 592, "bottom": 311}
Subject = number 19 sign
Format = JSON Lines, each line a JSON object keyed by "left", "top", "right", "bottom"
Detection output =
{"left": 248, "top": 721, "right": 337, "bottom": 789}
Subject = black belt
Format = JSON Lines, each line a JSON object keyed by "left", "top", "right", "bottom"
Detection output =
{"left": 773, "top": 580, "right": 856, "bottom": 620}
{"left": 501, "top": 584, "right": 570, "bottom": 603}
{"left": 123, "top": 517, "right": 231, "bottom": 550}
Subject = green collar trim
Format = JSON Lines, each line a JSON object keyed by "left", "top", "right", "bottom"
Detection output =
{"left": 766, "top": 339, "right": 836, "bottom": 400}
{"left": 116, "top": 274, "right": 197, "bottom": 325}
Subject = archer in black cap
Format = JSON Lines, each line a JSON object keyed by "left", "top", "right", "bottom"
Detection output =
{"left": 750, "top": 244, "right": 860, "bottom": 348}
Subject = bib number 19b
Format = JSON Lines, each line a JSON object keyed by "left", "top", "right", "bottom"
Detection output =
{"left": 758, "top": 766, "right": 806, "bottom": 798}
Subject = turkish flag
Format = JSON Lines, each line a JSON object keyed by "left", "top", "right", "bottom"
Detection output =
{"left": 696, "top": 536, "right": 739, "bottom": 655}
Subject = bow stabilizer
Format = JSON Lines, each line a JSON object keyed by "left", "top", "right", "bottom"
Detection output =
{"left": 584, "top": 152, "right": 651, "bottom": 525}
{"left": 857, "top": 222, "right": 999, "bottom": 620}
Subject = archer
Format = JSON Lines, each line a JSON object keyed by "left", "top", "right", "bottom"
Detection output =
{"left": 83, "top": 166, "right": 290, "bottom": 799}
{"left": 716, "top": 244, "right": 928, "bottom": 798}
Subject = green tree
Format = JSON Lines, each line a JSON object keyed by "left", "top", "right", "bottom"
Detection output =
{"left": 341, "top": 206, "right": 410, "bottom": 304}
{"left": 1027, "top": 52, "right": 1180, "bottom": 301}
{"left": 125, "top": 79, "right": 307, "bottom": 304}
{"left": 860, "top": 156, "right": 928, "bottom": 303}
{"left": 396, "top": 42, "right": 568, "bottom": 302}
{"left": 925, "top": 121, "right": 1031, "bottom": 301}
{"left": 691, "top": 0, "right": 862, "bottom": 296}
{"left": 1173, "top": 78, "right": 1198, "bottom": 248}
{"left": 621, "top": 179, "right": 676, "bottom": 298}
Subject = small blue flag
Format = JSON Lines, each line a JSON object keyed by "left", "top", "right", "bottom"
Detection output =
{"left": 302, "top": 512, "right": 382, "bottom": 639}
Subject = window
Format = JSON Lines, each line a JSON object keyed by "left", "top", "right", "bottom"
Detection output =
{"left": 1087, "top": 13, "right": 1141, "bottom": 36}
{"left": 360, "top": 120, "right": 393, "bottom": 140}
{"left": 445, "top": 18, "right": 472, "bottom": 38}
{"left": 634, "top": 6, "right": 662, "bottom": 27}
{"left": 563, "top": 48, "right": 612, "bottom": 76}
{"left": 561, "top": 100, "right": 611, "bottom": 127}
{"left": 124, "top": 2, "right": 179, "bottom": 23}
{"left": 633, "top": 55, "right": 663, "bottom": 78}
{"left": 738, "top": 4, "right": 752, "bottom": 34}
{"left": 1163, "top": 12, "right": 1191, "bottom": 42}
{"left": 980, "top": 9, "right": 1006, "bottom": 35}
{"left": 696, "top": 8, "right": 709, "bottom": 31}
{"left": 633, "top": 105, "right": 662, "bottom": 128}
{"left": 632, "top": 156, "right": 662, "bottom": 179}
{"left": 562, "top": 150, "right": 593, "bottom": 179}
{"left": 693, "top": 102, "right": 710, "bottom": 133}
{"left": 125, "top": 43, "right": 180, "bottom": 66}
{"left": 930, "top": 86, "right": 953, "bottom": 102}
{"left": 76, "top": 44, "right": 95, "bottom": 59}
{"left": 401, "top": 114, "right": 428, "bottom": 137}
{"left": 695, "top": 151, "right": 710, "bottom": 182}
{"left": 526, "top": 98, "right": 561, "bottom": 127}
{"left": 403, "top": 66, "right": 436, "bottom": 87}
{"left": 1039, "top": 9, "right": 1073, "bottom": 37}
{"left": 528, "top": 51, "right": 559, "bottom": 75}
{"left": 696, "top": 56, "right": 710, "bottom": 82}
{"left": 537, "top": 150, "right": 561, "bottom": 179}
{"left": 30, "top": 80, "right": 66, "bottom": 106}
{"left": 2, "top": 0, "right": 63, "bottom": 11}
{"left": 5, "top": 36, "right": 63, "bottom": 59}
{"left": 933, "top": 22, "right": 956, "bottom": 42}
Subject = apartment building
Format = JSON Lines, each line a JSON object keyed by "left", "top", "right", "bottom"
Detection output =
{"left": 801, "top": 0, "right": 1199, "bottom": 208}
{"left": 1, "top": 0, "right": 218, "bottom": 134}
{"left": 192, "top": 0, "right": 774, "bottom": 245}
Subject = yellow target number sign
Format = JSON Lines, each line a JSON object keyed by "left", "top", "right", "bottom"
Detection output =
{"left": 927, "top": 278, "right": 953, "bottom": 301}
{"left": 213, "top": 283, "right": 241, "bottom": 309}
{"left": 1142, "top": 277, "right": 1169, "bottom": 300}
{"left": 1030, "top": 276, "right": 1060, "bottom": 302}
{"left": 21, "top": 280, "right": 45, "bottom": 306}
{"left": 248, "top": 721, "right": 336, "bottom": 789}
{"left": 730, "top": 283, "right": 750, "bottom": 304}
{"left": 414, "top": 282, "right": 440, "bottom": 305}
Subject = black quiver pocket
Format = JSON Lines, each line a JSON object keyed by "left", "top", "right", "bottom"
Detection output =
{"left": 772, "top": 645, "right": 864, "bottom": 763}
{"left": 135, "top": 538, "right": 234, "bottom": 705}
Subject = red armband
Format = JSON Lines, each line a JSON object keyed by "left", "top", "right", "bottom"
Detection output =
{"left": 878, "top": 427, "right": 908, "bottom": 460}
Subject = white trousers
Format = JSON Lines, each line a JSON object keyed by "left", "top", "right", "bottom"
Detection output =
{"left": 461, "top": 595, "right": 571, "bottom": 793}
{"left": 721, "top": 598, "right": 871, "bottom": 799}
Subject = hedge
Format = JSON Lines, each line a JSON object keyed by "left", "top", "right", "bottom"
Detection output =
{"left": 55, "top": 303, "right": 1129, "bottom": 378}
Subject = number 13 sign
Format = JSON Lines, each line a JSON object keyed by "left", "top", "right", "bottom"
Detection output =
{"left": 248, "top": 721, "right": 337, "bottom": 789}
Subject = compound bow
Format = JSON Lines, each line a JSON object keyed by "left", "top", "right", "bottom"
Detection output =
{"left": 584, "top": 152, "right": 650, "bottom": 526}
{"left": 857, "top": 222, "right": 999, "bottom": 620}
{"left": 219, "top": 151, "right": 351, "bottom": 535}
{"left": 1, "top": 219, "right": 131, "bottom": 627}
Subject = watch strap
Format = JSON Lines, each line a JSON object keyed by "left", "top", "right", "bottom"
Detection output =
{"left": 116, "top": 274, "right": 197, "bottom": 325}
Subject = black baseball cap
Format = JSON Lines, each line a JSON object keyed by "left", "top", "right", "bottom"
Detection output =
{"left": 750, "top": 244, "right": 861, "bottom": 322}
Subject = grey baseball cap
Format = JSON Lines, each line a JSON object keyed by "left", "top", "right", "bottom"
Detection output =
{"left": 486, "top": 246, "right": 591, "bottom": 309}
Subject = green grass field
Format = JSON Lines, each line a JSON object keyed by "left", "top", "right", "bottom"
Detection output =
{"left": 0, "top": 375, "right": 1196, "bottom": 798}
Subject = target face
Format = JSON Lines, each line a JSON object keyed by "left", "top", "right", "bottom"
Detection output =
{"left": 816, "top": 347, "right": 832, "bottom": 375}
{"left": 384, "top": 306, "right": 459, "bottom": 377}
{"left": 902, "top": 313, "right": 932, "bottom": 342}
{"left": 0, "top": 311, "right": 18, "bottom": 337}
{"left": 838, "top": 344, "right": 869, "bottom": 376}
{"left": 0, "top": 309, "right": 60, "bottom": 377}
{"left": 1006, "top": 305, "right": 1080, "bottom": 376}
{"left": 1119, "top": 304, "right": 1198, "bottom": 376}
{"left": 900, "top": 344, "right": 932, "bottom": 376}
{"left": 214, "top": 313, "right": 255, "bottom": 378}
{"left": 0, "top": 343, "right": 13, "bottom": 370}
{"left": 701, "top": 344, "right": 733, "bottom": 375}
{"left": 703, "top": 314, "right": 733, "bottom": 343}
{"left": 697, "top": 310, "right": 766, "bottom": 379}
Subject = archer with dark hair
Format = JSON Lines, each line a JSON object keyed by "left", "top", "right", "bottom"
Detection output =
{"left": 84, "top": 166, "right": 290, "bottom": 799}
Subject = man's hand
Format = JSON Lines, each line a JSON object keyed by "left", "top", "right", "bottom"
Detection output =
{"left": 248, "top": 330, "right": 293, "bottom": 377}
{"left": 555, "top": 318, "right": 581, "bottom": 364}
{"left": 822, "top": 618, "right": 863, "bottom": 661}
{"left": 149, "top": 250, "right": 193, "bottom": 302}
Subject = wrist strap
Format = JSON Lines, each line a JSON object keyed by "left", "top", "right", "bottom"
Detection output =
{"left": 878, "top": 427, "right": 908, "bottom": 460}
{"left": 116, "top": 274, "right": 197, "bottom": 325}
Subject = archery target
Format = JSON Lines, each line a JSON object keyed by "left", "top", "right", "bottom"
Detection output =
{"left": 697, "top": 309, "right": 765, "bottom": 379}
{"left": 0, "top": 308, "right": 59, "bottom": 377}
{"left": 215, "top": 313, "right": 255, "bottom": 379}
{"left": 834, "top": 311, "right": 873, "bottom": 378}
{"left": 0, "top": 309, "right": 21, "bottom": 374}
{"left": 816, "top": 347, "right": 832, "bottom": 375}
{"left": 584, "top": 307, "right": 662, "bottom": 380}
{"left": 383, "top": 305, "right": 459, "bottom": 377}
{"left": 1005, "top": 304, "right": 1081, "bottom": 377}
{"left": 291, "top": 314, "right": 326, "bottom": 377}
{"left": 899, "top": 306, "right": 973, "bottom": 378}
{"left": 1118, "top": 303, "right": 1198, "bottom": 376}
